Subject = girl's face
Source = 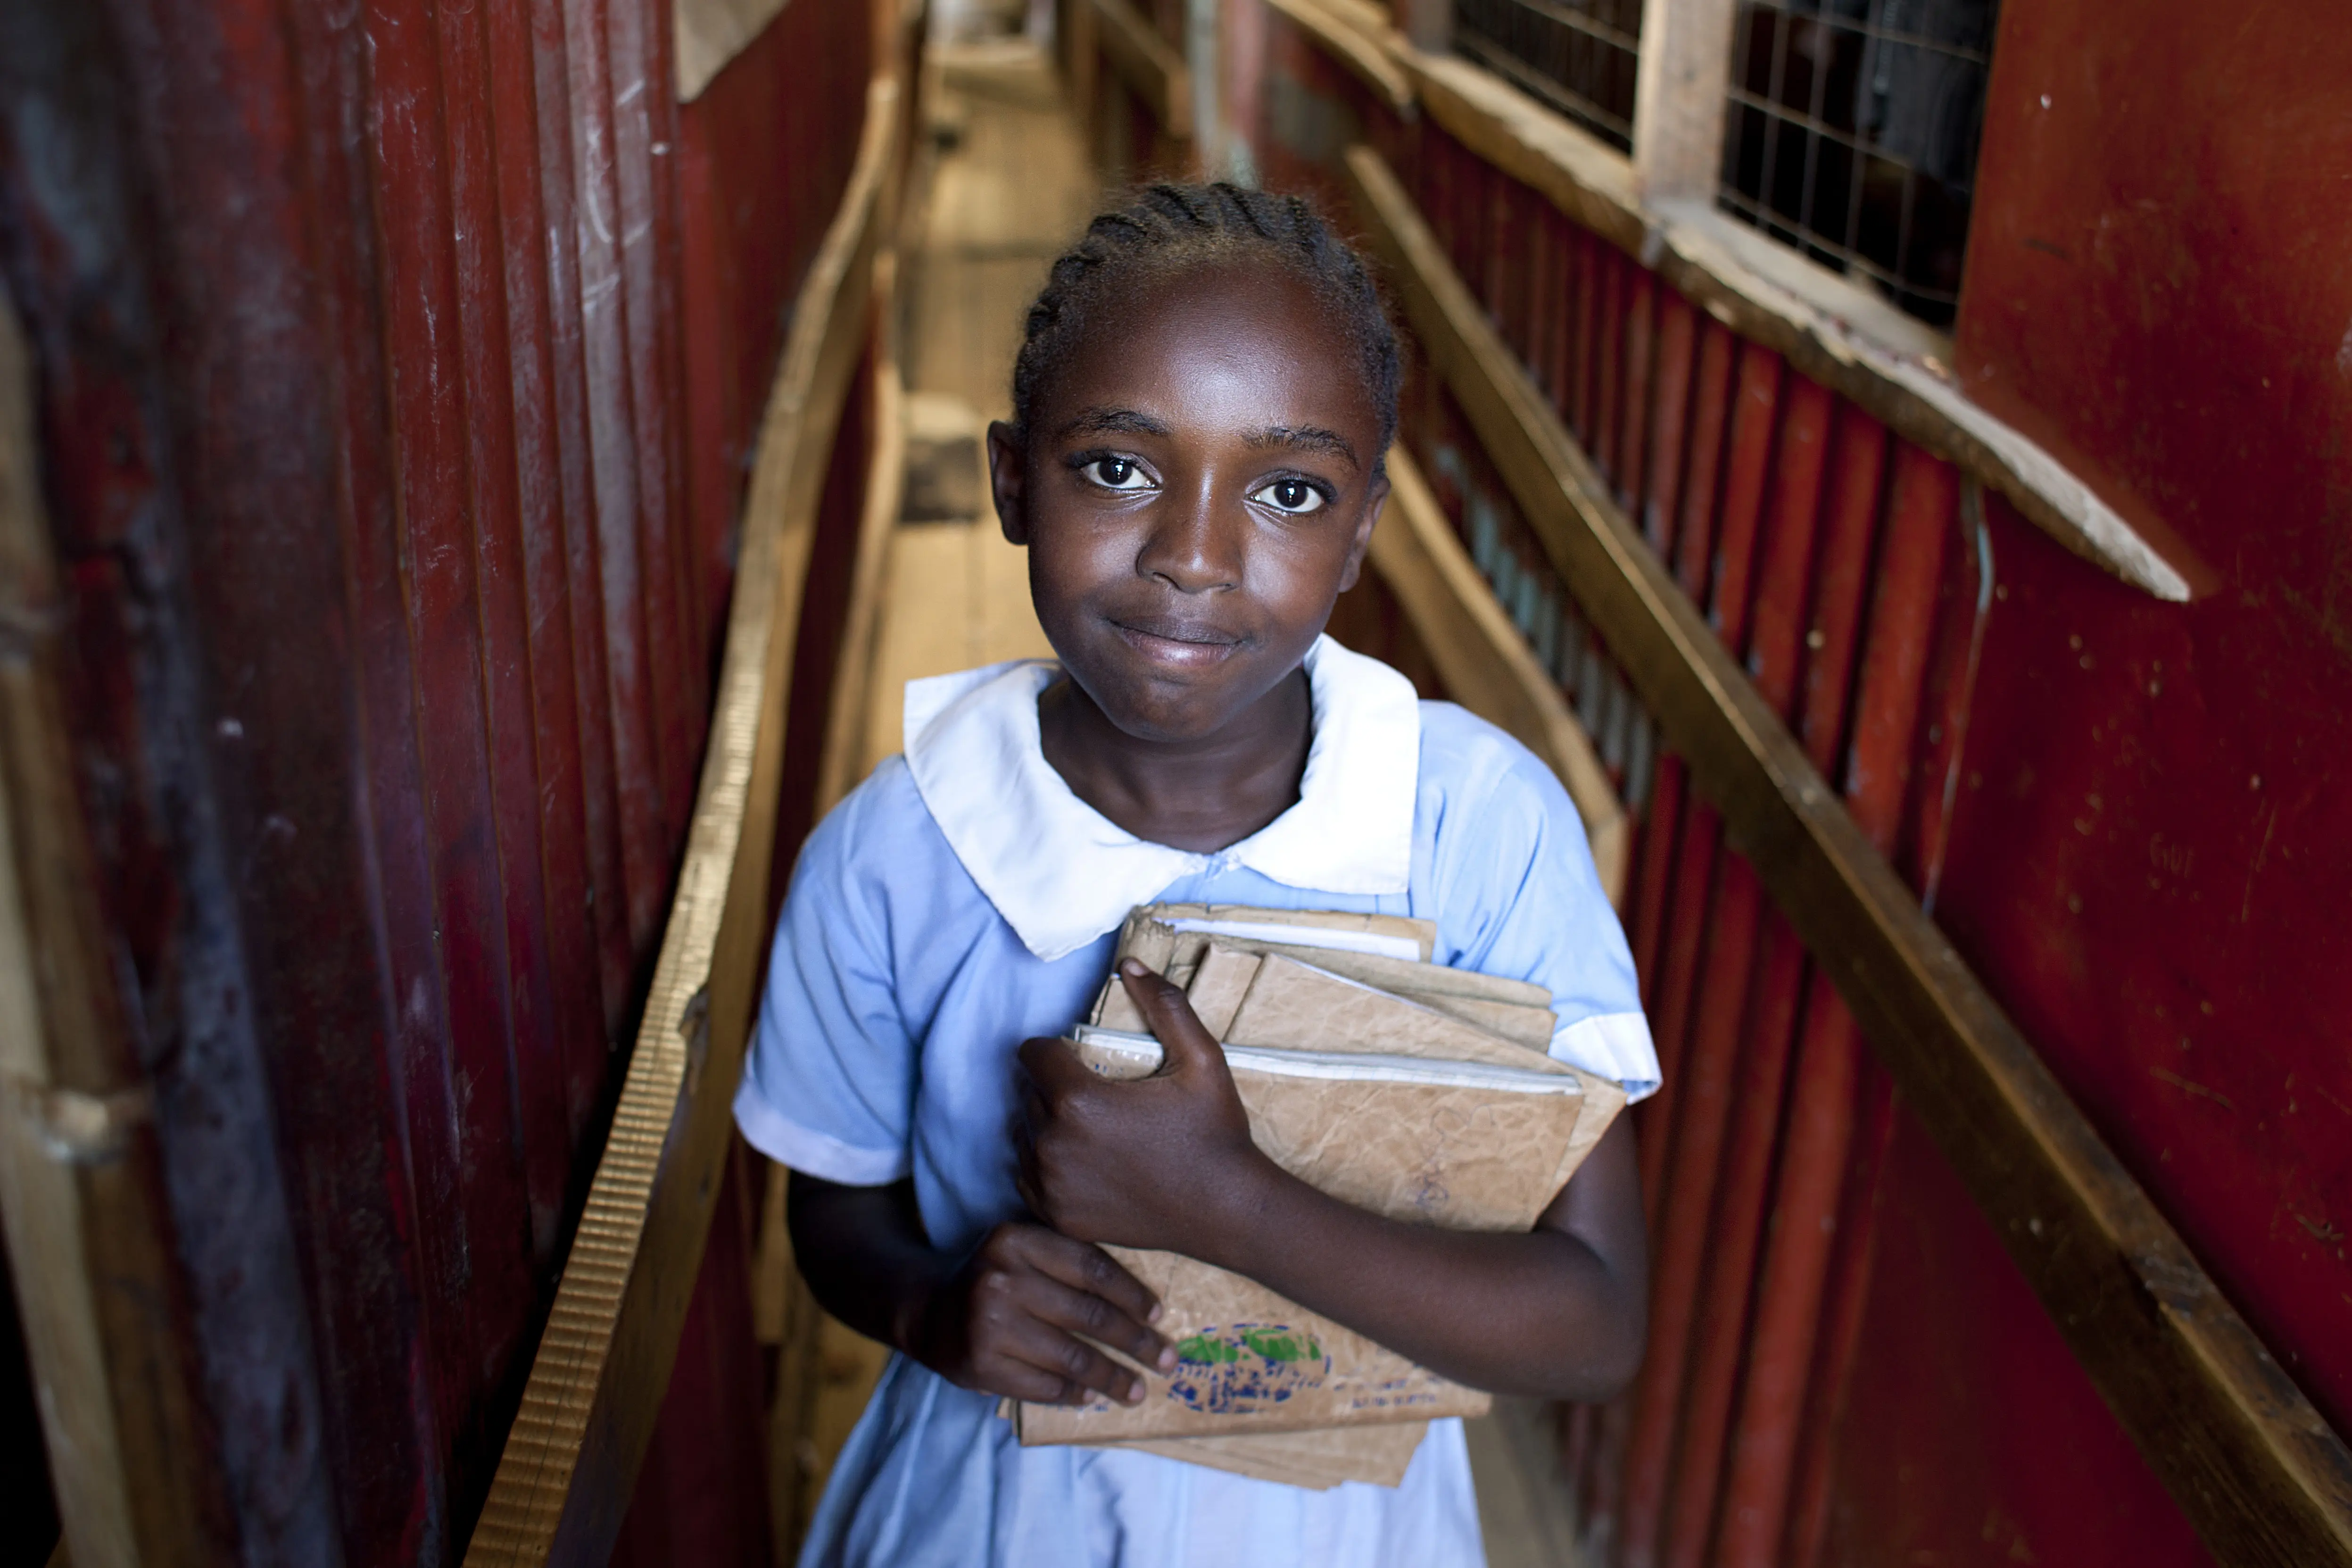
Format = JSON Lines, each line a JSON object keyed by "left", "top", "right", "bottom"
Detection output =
{"left": 988, "top": 262, "right": 1389, "bottom": 745}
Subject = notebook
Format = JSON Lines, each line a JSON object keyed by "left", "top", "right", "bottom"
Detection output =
{"left": 1007, "top": 905, "right": 1626, "bottom": 1484}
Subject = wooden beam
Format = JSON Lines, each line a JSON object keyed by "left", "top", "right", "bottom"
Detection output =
{"left": 1064, "top": 0, "right": 1101, "bottom": 133}
{"left": 1343, "top": 141, "right": 2352, "bottom": 1568}
{"left": 1368, "top": 446, "right": 1628, "bottom": 906}
{"left": 1089, "top": 0, "right": 1193, "bottom": 140}
{"left": 460, "top": 75, "right": 903, "bottom": 1568}
{"left": 0, "top": 288, "right": 222, "bottom": 1568}
{"left": 1631, "top": 0, "right": 1736, "bottom": 199}
{"left": 813, "top": 353, "right": 907, "bottom": 818}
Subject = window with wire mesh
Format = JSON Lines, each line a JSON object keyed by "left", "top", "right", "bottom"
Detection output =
{"left": 1721, "top": 0, "right": 1998, "bottom": 326}
{"left": 1454, "top": 0, "right": 1645, "bottom": 154}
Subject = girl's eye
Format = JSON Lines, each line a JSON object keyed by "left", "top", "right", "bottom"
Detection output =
{"left": 1251, "top": 477, "right": 1329, "bottom": 515}
{"left": 1085, "top": 456, "right": 1152, "bottom": 491}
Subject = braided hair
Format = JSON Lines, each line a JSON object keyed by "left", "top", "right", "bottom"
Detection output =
{"left": 1010, "top": 183, "right": 1401, "bottom": 473}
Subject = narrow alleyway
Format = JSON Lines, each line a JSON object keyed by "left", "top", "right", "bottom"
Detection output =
{"left": 855, "top": 39, "right": 1086, "bottom": 778}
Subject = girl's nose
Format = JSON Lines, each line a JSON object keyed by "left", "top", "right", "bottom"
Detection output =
{"left": 1135, "top": 479, "right": 1241, "bottom": 594}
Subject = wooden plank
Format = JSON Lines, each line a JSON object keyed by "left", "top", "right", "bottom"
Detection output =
{"left": 756, "top": 298, "right": 904, "bottom": 1364}
{"left": 1465, "top": 1399, "right": 1582, "bottom": 1568}
{"left": 750, "top": 1157, "right": 796, "bottom": 1349}
{"left": 814, "top": 354, "right": 909, "bottom": 816}
{"left": 1343, "top": 141, "right": 2352, "bottom": 1568}
{"left": 861, "top": 523, "right": 973, "bottom": 779}
{"left": 460, "top": 74, "right": 902, "bottom": 1568}
{"left": 1367, "top": 446, "right": 1629, "bottom": 905}
{"left": 971, "top": 517, "right": 1056, "bottom": 667}
{"left": 1063, "top": 0, "right": 1101, "bottom": 134}
{"left": 1088, "top": 0, "right": 1192, "bottom": 140}
{"left": 0, "top": 291, "right": 219, "bottom": 1568}
{"left": 1259, "top": 15, "right": 2193, "bottom": 600}
{"left": 796, "top": 1321, "right": 894, "bottom": 1539}
{"left": 1631, "top": 0, "right": 1737, "bottom": 200}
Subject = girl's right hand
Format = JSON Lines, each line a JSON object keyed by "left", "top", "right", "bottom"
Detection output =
{"left": 901, "top": 1221, "right": 1178, "bottom": 1405}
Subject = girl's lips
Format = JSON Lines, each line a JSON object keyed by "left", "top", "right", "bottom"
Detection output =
{"left": 1109, "top": 618, "right": 1243, "bottom": 668}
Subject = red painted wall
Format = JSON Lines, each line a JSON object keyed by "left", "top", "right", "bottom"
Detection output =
{"left": 1242, "top": 4, "right": 2351, "bottom": 1564}
{"left": 0, "top": 0, "right": 870, "bottom": 1559}
{"left": 1821, "top": 1108, "right": 2216, "bottom": 1568}
{"left": 1941, "top": 0, "right": 2352, "bottom": 1434}
{"left": 1811, "top": 4, "right": 2352, "bottom": 1558}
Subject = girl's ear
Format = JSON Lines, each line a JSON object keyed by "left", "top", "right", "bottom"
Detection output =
{"left": 1335, "top": 473, "right": 1389, "bottom": 595}
{"left": 987, "top": 421, "right": 1030, "bottom": 546}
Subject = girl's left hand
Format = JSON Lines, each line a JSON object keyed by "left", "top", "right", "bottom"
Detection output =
{"left": 1017, "top": 959, "right": 1274, "bottom": 1261}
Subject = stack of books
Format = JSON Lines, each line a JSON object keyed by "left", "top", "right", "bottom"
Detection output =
{"left": 1005, "top": 904, "right": 1625, "bottom": 1489}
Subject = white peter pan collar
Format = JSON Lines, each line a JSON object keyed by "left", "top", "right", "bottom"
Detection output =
{"left": 903, "top": 635, "right": 1421, "bottom": 962}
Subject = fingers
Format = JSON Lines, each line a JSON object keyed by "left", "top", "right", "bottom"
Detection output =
{"left": 964, "top": 1227, "right": 1178, "bottom": 1407}
{"left": 969, "top": 1269, "right": 1155, "bottom": 1405}
{"left": 988, "top": 1329, "right": 1138, "bottom": 1407}
{"left": 1021, "top": 1235, "right": 1169, "bottom": 1357}
{"left": 1014, "top": 1275, "right": 1176, "bottom": 1393}
{"left": 1115, "top": 958, "right": 1223, "bottom": 1075}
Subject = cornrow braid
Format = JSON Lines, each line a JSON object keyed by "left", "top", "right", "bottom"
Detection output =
{"left": 1010, "top": 182, "right": 1401, "bottom": 473}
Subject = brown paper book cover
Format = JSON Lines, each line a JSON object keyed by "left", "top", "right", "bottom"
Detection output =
{"left": 1018, "top": 905, "right": 1628, "bottom": 1469}
{"left": 1021, "top": 1036, "right": 1612, "bottom": 1445}
{"left": 1104, "top": 1419, "right": 1428, "bottom": 1490}
{"left": 1092, "top": 917, "right": 1557, "bottom": 1050}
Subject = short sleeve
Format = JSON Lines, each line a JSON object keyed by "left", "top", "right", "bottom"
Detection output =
{"left": 1420, "top": 707, "right": 1662, "bottom": 1100}
{"left": 734, "top": 781, "right": 917, "bottom": 1185}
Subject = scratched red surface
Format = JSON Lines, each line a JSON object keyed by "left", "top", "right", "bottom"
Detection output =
{"left": 1231, "top": 4, "right": 2346, "bottom": 1561}
{"left": 1938, "top": 0, "right": 2352, "bottom": 1437}
{"left": 6, "top": 0, "right": 869, "bottom": 1560}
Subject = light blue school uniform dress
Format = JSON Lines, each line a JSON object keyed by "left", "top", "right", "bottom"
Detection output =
{"left": 735, "top": 635, "right": 1660, "bottom": 1568}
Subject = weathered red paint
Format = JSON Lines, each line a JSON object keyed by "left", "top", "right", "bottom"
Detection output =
{"left": 1669, "top": 324, "right": 1736, "bottom": 601}
{"left": 1, "top": 0, "right": 874, "bottom": 1557}
{"left": 1614, "top": 269, "right": 1656, "bottom": 516}
{"left": 679, "top": 3, "right": 873, "bottom": 665}
{"left": 1661, "top": 917, "right": 1802, "bottom": 1567}
{"left": 1627, "top": 756, "right": 1685, "bottom": 993}
{"left": 1622, "top": 372, "right": 1832, "bottom": 1568}
{"left": 1619, "top": 852, "right": 1762, "bottom": 1568}
{"left": 1591, "top": 251, "right": 1626, "bottom": 493}
{"left": 1637, "top": 802, "right": 1715, "bottom": 1202}
{"left": 1941, "top": 0, "right": 2352, "bottom": 1444}
{"left": 1819, "top": 1095, "right": 2212, "bottom": 1568}
{"left": 1653, "top": 407, "right": 1888, "bottom": 1568}
{"left": 1244, "top": 8, "right": 2327, "bottom": 1560}
{"left": 1568, "top": 230, "right": 1599, "bottom": 442}
{"left": 1542, "top": 206, "right": 1577, "bottom": 417}
{"left": 609, "top": 1156, "right": 771, "bottom": 1568}
{"left": 1640, "top": 294, "right": 1698, "bottom": 556}
{"left": 1710, "top": 448, "right": 1955, "bottom": 1567}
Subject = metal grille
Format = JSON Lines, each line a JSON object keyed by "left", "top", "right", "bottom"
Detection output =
{"left": 1455, "top": 0, "right": 1646, "bottom": 153}
{"left": 1719, "top": 0, "right": 1998, "bottom": 326}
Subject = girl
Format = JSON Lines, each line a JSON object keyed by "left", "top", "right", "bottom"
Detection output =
{"left": 735, "top": 183, "right": 1657, "bottom": 1567}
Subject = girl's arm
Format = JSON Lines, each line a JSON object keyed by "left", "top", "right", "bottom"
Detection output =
{"left": 1018, "top": 962, "right": 1648, "bottom": 1403}
{"left": 787, "top": 1171, "right": 1178, "bottom": 1405}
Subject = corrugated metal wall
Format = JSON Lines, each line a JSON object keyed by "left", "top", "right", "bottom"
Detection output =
{"left": 1398, "top": 130, "right": 1984, "bottom": 1561}
{"left": 0, "top": 0, "right": 870, "bottom": 1558}
{"left": 1241, "top": 9, "right": 2226, "bottom": 1566}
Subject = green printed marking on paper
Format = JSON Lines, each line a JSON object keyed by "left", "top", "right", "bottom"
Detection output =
{"left": 1175, "top": 1333, "right": 1242, "bottom": 1365}
{"left": 1167, "top": 1323, "right": 1333, "bottom": 1413}
{"left": 1239, "top": 1327, "right": 1321, "bottom": 1362}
